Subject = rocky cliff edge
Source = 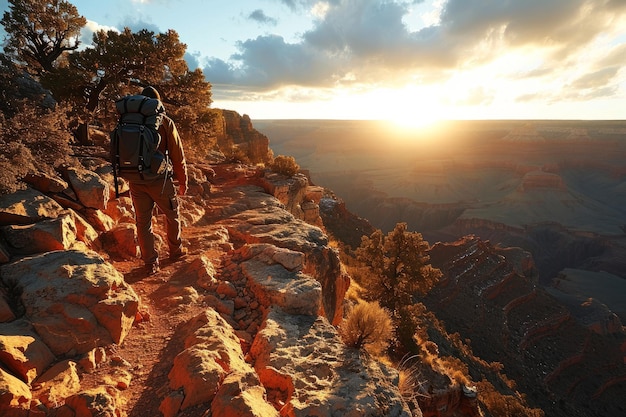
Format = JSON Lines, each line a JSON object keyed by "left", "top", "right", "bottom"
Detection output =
{"left": 0, "top": 151, "right": 414, "bottom": 417}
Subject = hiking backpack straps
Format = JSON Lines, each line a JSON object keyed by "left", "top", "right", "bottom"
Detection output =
{"left": 110, "top": 94, "right": 166, "bottom": 197}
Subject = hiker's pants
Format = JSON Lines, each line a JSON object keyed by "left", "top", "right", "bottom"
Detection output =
{"left": 129, "top": 178, "right": 182, "bottom": 265}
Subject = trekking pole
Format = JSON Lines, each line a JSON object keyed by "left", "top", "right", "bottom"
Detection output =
{"left": 160, "top": 150, "right": 170, "bottom": 196}
{"left": 113, "top": 162, "right": 120, "bottom": 198}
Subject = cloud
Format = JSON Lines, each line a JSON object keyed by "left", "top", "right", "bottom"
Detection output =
{"left": 80, "top": 20, "right": 120, "bottom": 47}
{"left": 249, "top": 9, "right": 278, "bottom": 26}
{"left": 205, "top": 0, "right": 626, "bottom": 105}
{"left": 121, "top": 17, "right": 161, "bottom": 34}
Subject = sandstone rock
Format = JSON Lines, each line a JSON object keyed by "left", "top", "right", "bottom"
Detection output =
{"left": 1, "top": 214, "right": 77, "bottom": 255}
{"left": 0, "top": 319, "right": 55, "bottom": 383}
{"left": 0, "top": 188, "right": 65, "bottom": 226}
{"left": 216, "top": 280, "right": 238, "bottom": 298}
{"left": 179, "top": 198, "right": 206, "bottom": 226}
{"left": 62, "top": 387, "right": 120, "bottom": 417}
{"left": 99, "top": 224, "right": 139, "bottom": 260}
{"left": 229, "top": 205, "right": 347, "bottom": 325}
{"left": 0, "top": 250, "right": 139, "bottom": 356}
{"left": 305, "top": 186, "right": 324, "bottom": 203}
{"left": 242, "top": 259, "right": 321, "bottom": 317}
{"left": 0, "top": 367, "right": 31, "bottom": 414}
{"left": 250, "top": 307, "right": 412, "bottom": 417}
{"left": 23, "top": 172, "right": 68, "bottom": 194}
{"left": 159, "top": 390, "right": 184, "bottom": 417}
{"left": 168, "top": 343, "right": 227, "bottom": 409}
{"left": 166, "top": 309, "right": 263, "bottom": 411}
{"left": 261, "top": 172, "right": 309, "bottom": 219}
{"left": 101, "top": 197, "right": 134, "bottom": 225}
{"left": 239, "top": 244, "right": 305, "bottom": 271}
{"left": 67, "top": 209, "right": 99, "bottom": 248}
{"left": 34, "top": 360, "right": 81, "bottom": 408}
{"left": 211, "top": 371, "right": 279, "bottom": 417}
{"left": 82, "top": 207, "right": 115, "bottom": 232}
{"left": 203, "top": 294, "right": 235, "bottom": 316}
{"left": 177, "top": 255, "right": 217, "bottom": 290}
{"left": 65, "top": 167, "right": 110, "bottom": 210}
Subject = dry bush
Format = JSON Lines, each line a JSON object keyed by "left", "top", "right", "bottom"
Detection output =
{"left": 0, "top": 103, "right": 74, "bottom": 194}
{"left": 340, "top": 301, "right": 393, "bottom": 355}
{"left": 270, "top": 154, "right": 299, "bottom": 177}
{"left": 397, "top": 354, "right": 429, "bottom": 403}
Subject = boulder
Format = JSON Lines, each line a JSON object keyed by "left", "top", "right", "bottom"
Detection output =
{"left": 211, "top": 371, "right": 279, "bottom": 417}
{"left": 99, "top": 224, "right": 139, "bottom": 260}
{"left": 0, "top": 188, "right": 65, "bottom": 226}
{"left": 0, "top": 250, "right": 139, "bottom": 356}
{"left": 34, "top": 360, "right": 81, "bottom": 407}
{"left": 228, "top": 204, "right": 348, "bottom": 325}
{"left": 166, "top": 309, "right": 270, "bottom": 412}
{"left": 65, "top": 167, "right": 109, "bottom": 210}
{"left": 61, "top": 387, "right": 120, "bottom": 417}
{"left": 101, "top": 197, "right": 134, "bottom": 226}
{"left": 23, "top": 172, "right": 67, "bottom": 194}
{"left": 67, "top": 209, "right": 99, "bottom": 248}
{"left": 1, "top": 214, "right": 77, "bottom": 255}
{"left": 0, "top": 367, "right": 31, "bottom": 415}
{"left": 0, "top": 319, "right": 55, "bottom": 384}
{"left": 242, "top": 259, "right": 321, "bottom": 317}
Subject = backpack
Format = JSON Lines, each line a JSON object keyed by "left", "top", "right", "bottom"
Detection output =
{"left": 110, "top": 95, "right": 169, "bottom": 195}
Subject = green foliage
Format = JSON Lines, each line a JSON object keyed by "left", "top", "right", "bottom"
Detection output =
{"left": 356, "top": 223, "right": 442, "bottom": 352}
{"left": 340, "top": 301, "right": 393, "bottom": 355}
{"left": 1, "top": 0, "right": 86, "bottom": 75}
{"left": 270, "top": 155, "right": 299, "bottom": 177}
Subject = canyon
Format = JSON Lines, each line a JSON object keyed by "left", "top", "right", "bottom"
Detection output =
{"left": 259, "top": 118, "right": 626, "bottom": 416}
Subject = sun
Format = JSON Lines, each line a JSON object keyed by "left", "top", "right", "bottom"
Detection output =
{"left": 385, "top": 102, "right": 445, "bottom": 133}
{"left": 367, "top": 86, "right": 447, "bottom": 131}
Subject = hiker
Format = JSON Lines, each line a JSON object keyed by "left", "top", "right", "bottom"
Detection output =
{"left": 128, "top": 86, "right": 188, "bottom": 274}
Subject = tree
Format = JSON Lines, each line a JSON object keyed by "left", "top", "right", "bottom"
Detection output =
{"left": 356, "top": 223, "right": 442, "bottom": 352}
{"left": 1, "top": 0, "right": 86, "bottom": 75}
{"left": 45, "top": 27, "right": 213, "bottom": 145}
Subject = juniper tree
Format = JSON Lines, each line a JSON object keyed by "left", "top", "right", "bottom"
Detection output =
{"left": 356, "top": 222, "right": 442, "bottom": 352}
{"left": 1, "top": 0, "right": 86, "bottom": 75}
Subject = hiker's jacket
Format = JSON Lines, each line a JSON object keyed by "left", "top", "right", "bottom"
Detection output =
{"left": 158, "top": 115, "right": 187, "bottom": 191}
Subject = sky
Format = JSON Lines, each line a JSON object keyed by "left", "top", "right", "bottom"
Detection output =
{"left": 2, "top": 0, "right": 626, "bottom": 122}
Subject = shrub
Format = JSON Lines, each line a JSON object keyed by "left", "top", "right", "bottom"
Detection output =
{"left": 397, "top": 354, "right": 429, "bottom": 402}
{"left": 224, "top": 144, "right": 251, "bottom": 164}
{"left": 0, "top": 103, "right": 74, "bottom": 195}
{"left": 340, "top": 301, "right": 393, "bottom": 355}
{"left": 270, "top": 154, "right": 299, "bottom": 177}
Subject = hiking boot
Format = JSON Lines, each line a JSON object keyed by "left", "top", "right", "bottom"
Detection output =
{"left": 170, "top": 247, "right": 188, "bottom": 261}
{"left": 145, "top": 261, "right": 160, "bottom": 275}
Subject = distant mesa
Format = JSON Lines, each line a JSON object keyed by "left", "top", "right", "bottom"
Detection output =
{"left": 501, "top": 123, "right": 545, "bottom": 142}
{"left": 518, "top": 171, "right": 566, "bottom": 192}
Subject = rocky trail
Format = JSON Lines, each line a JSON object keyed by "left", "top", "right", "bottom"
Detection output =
{"left": 0, "top": 162, "right": 413, "bottom": 417}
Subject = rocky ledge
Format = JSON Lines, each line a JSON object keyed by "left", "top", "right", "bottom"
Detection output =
{"left": 0, "top": 157, "right": 414, "bottom": 417}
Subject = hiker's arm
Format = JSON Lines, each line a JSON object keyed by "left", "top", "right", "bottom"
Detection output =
{"left": 163, "top": 117, "right": 188, "bottom": 194}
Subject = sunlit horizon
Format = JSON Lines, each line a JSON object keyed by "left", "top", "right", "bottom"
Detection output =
{"left": 3, "top": 0, "right": 625, "bottom": 121}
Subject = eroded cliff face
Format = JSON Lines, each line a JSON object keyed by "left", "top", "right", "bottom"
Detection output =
{"left": 219, "top": 110, "right": 274, "bottom": 164}
{"left": 424, "top": 236, "right": 626, "bottom": 417}
{"left": 0, "top": 149, "right": 412, "bottom": 417}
